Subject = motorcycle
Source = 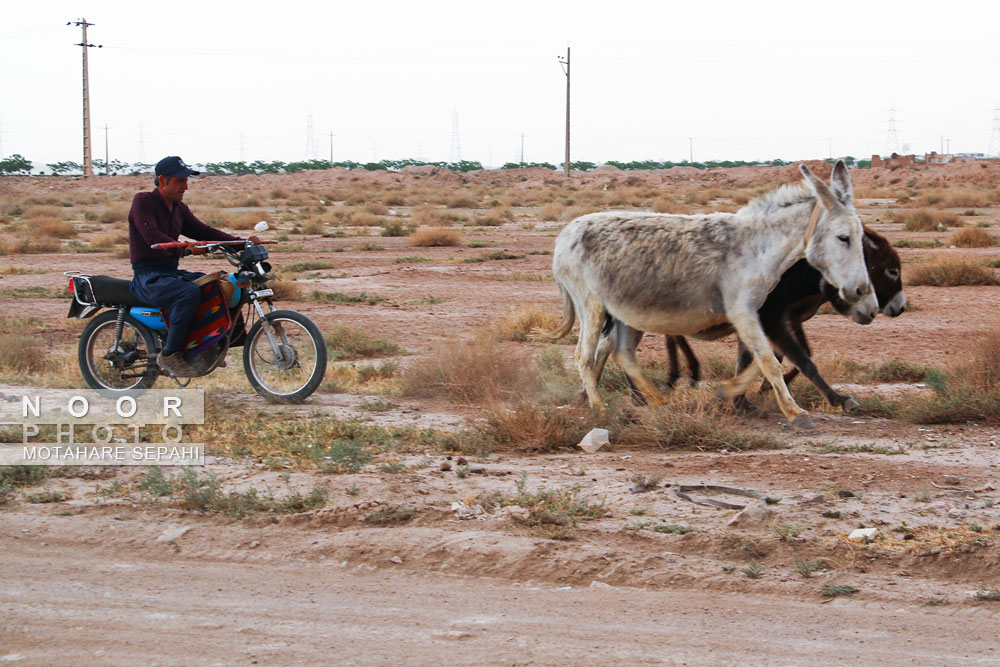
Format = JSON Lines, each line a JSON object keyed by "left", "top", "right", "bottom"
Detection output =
{"left": 65, "top": 233, "right": 327, "bottom": 403}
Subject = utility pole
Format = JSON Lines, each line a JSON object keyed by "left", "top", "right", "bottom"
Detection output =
{"left": 68, "top": 19, "right": 101, "bottom": 178}
{"left": 557, "top": 48, "right": 570, "bottom": 176}
{"left": 520, "top": 132, "right": 525, "bottom": 164}
{"left": 103, "top": 122, "right": 110, "bottom": 175}
{"left": 688, "top": 137, "right": 694, "bottom": 164}
{"left": 329, "top": 131, "right": 334, "bottom": 164}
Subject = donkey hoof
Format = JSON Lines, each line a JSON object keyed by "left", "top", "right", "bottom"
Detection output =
{"left": 732, "top": 397, "right": 759, "bottom": 415}
{"left": 791, "top": 414, "right": 815, "bottom": 430}
{"left": 842, "top": 397, "right": 860, "bottom": 414}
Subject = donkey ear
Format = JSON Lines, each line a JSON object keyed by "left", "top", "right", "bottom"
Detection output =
{"left": 863, "top": 233, "right": 877, "bottom": 251}
{"left": 799, "top": 164, "right": 841, "bottom": 212}
{"left": 829, "top": 159, "right": 853, "bottom": 207}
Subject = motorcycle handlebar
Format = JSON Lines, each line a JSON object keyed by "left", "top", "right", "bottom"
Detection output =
{"left": 150, "top": 240, "right": 275, "bottom": 250}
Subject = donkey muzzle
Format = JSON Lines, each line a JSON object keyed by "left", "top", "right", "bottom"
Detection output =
{"left": 849, "top": 290, "right": 879, "bottom": 325}
{"left": 838, "top": 281, "right": 872, "bottom": 306}
{"left": 882, "top": 290, "right": 907, "bottom": 318}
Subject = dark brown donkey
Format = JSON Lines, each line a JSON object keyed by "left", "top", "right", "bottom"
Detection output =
{"left": 622, "top": 227, "right": 904, "bottom": 413}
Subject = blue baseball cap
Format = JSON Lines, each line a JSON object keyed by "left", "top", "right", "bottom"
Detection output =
{"left": 155, "top": 156, "right": 200, "bottom": 178}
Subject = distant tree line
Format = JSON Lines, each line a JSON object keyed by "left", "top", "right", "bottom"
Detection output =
{"left": 2, "top": 154, "right": 873, "bottom": 176}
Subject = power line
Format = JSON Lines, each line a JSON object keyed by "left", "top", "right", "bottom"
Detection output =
{"left": 885, "top": 107, "right": 899, "bottom": 156}
{"left": 305, "top": 111, "right": 317, "bottom": 160}
{"left": 988, "top": 106, "right": 1000, "bottom": 158}
{"left": 68, "top": 18, "right": 101, "bottom": 178}
{"left": 103, "top": 122, "right": 110, "bottom": 175}
{"left": 449, "top": 108, "right": 461, "bottom": 162}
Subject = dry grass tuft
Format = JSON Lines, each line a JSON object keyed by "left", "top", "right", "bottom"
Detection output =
{"left": 891, "top": 209, "right": 961, "bottom": 231}
{"left": 401, "top": 333, "right": 533, "bottom": 403}
{"left": 268, "top": 278, "right": 302, "bottom": 300}
{"left": 483, "top": 402, "right": 594, "bottom": 453}
{"left": 476, "top": 206, "right": 514, "bottom": 226}
{"left": 445, "top": 195, "right": 478, "bottom": 209}
{"left": 626, "top": 391, "right": 785, "bottom": 451}
{"left": 651, "top": 196, "right": 677, "bottom": 213}
{"left": 0, "top": 332, "right": 49, "bottom": 375}
{"left": 407, "top": 227, "right": 461, "bottom": 247}
{"left": 34, "top": 217, "right": 77, "bottom": 238}
{"left": 948, "top": 227, "right": 995, "bottom": 248}
{"left": 490, "top": 307, "right": 565, "bottom": 342}
{"left": 964, "top": 327, "right": 1000, "bottom": 391}
{"left": 99, "top": 204, "right": 130, "bottom": 224}
{"left": 906, "top": 255, "right": 1000, "bottom": 286}
{"left": 0, "top": 236, "right": 62, "bottom": 254}
{"left": 538, "top": 203, "right": 563, "bottom": 221}
{"left": 22, "top": 205, "right": 65, "bottom": 220}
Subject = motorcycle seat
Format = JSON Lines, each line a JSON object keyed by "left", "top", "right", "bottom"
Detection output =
{"left": 88, "top": 275, "right": 151, "bottom": 308}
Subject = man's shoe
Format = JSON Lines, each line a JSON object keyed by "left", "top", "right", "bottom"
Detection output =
{"left": 157, "top": 351, "right": 197, "bottom": 377}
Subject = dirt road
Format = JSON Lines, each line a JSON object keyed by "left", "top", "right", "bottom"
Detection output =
{"left": 2, "top": 528, "right": 999, "bottom": 666}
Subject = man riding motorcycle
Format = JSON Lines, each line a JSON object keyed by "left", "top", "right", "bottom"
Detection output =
{"left": 128, "top": 156, "right": 259, "bottom": 377}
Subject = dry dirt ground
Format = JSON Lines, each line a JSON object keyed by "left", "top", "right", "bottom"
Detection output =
{"left": 2, "top": 163, "right": 1000, "bottom": 664}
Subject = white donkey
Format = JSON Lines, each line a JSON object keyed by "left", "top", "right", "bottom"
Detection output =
{"left": 542, "top": 161, "right": 875, "bottom": 429}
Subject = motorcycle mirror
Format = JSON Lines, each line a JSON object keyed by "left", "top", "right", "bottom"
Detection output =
{"left": 254, "top": 220, "right": 270, "bottom": 232}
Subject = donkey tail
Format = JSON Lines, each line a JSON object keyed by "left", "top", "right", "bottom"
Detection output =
{"left": 533, "top": 282, "right": 576, "bottom": 340}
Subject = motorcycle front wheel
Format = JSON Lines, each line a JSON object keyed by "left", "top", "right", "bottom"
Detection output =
{"left": 78, "top": 310, "right": 160, "bottom": 391}
{"left": 243, "top": 310, "right": 327, "bottom": 403}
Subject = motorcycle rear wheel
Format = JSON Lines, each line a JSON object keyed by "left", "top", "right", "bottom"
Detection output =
{"left": 79, "top": 310, "right": 159, "bottom": 391}
{"left": 243, "top": 310, "right": 327, "bottom": 403}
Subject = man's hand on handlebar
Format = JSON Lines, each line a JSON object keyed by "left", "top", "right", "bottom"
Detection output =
{"left": 187, "top": 242, "right": 209, "bottom": 256}
{"left": 248, "top": 235, "right": 263, "bottom": 245}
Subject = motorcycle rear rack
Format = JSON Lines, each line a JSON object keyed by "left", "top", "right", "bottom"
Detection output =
{"left": 64, "top": 271, "right": 99, "bottom": 307}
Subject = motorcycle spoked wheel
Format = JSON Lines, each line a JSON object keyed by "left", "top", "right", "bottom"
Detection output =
{"left": 243, "top": 310, "right": 327, "bottom": 403}
{"left": 78, "top": 311, "right": 160, "bottom": 391}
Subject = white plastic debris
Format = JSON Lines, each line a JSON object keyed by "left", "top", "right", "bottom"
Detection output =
{"left": 848, "top": 527, "right": 879, "bottom": 541}
{"left": 578, "top": 428, "right": 610, "bottom": 453}
{"left": 156, "top": 525, "right": 191, "bottom": 543}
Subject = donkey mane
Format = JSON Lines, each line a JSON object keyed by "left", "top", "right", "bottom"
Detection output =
{"left": 740, "top": 184, "right": 814, "bottom": 217}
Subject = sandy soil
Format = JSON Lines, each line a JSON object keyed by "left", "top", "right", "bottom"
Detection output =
{"left": 3, "top": 161, "right": 1000, "bottom": 664}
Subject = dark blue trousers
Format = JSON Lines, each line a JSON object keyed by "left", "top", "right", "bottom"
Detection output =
{"left": 130, "top": 262, "right": 205, "bottom": 356}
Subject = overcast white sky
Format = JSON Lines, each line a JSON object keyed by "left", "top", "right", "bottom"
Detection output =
{"left": 2, "top": 1, "right": 997, "bottom": 169}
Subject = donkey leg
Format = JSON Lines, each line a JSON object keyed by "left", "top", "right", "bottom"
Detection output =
{"left": 676, "top": 336, "right": 701, "bottom": 387}
{"left": 574, "top": 296, "right": 608, "bottom": 409}
{"left": 576, "top": 327, "right": 617, "bottom": 405}
{"left": 731, "top": 341, "right": 759, "bottom": 414}
{"left": 663, "top": 337, "right": 681, "bottom": 390}
{"left": 612, "top": 326, "right": 668, "bottom": 407}
{"left": 725, "top": 309, "right": 813, "bottom": 429}
{"left": 771, "top": 320, "right": 855, "bottom": 413}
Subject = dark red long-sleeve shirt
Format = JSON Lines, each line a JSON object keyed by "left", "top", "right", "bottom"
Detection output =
{"left": 128, "top": 189, "right": 240, "bottom": 266}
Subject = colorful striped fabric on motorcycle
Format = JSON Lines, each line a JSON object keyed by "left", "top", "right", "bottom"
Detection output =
{"left": 162, "top": 277, "right": 232, "bottom": 361}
